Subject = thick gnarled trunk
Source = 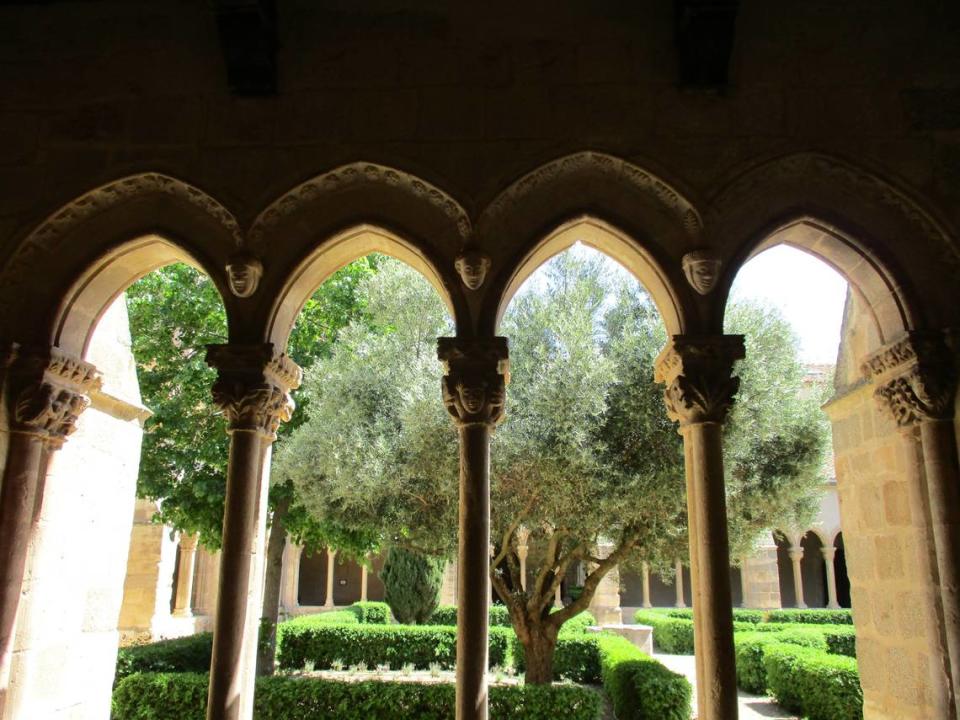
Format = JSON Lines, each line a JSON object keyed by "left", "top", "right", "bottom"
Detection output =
{"left": 255, "top": 496, "right": 290, "bottom": 676}
{"left": 520, "top": 628, "right": 558, "bottom": 684}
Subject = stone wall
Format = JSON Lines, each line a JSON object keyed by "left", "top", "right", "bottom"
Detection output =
{"left": 6, "top": 297, "right": 147, "bottom": 720}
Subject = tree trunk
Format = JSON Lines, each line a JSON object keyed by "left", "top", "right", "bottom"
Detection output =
{"left": 256, "top": 496, "right": 290, "bottom": 676}
{"left": 521, "top": 627, "right": 558, "bottom": 684}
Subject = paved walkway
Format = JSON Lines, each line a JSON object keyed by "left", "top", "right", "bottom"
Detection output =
{"left": 654, "top": 654, "right": 798, "bottom": 720}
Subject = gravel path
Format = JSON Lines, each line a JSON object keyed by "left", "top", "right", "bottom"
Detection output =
{"left": 654, "top": 654, "right": 798, "bottom": 720}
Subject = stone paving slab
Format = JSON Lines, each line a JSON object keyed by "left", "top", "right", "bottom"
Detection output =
{"left": 654, "top": 653, "right": 798, "bottom": 720}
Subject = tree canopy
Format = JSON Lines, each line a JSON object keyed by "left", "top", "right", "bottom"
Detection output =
{"left": 275, "top": 247, "right": 830, "bottom": 682}
{"left": 125, "top": 256, "right": 380, "bottom": 548}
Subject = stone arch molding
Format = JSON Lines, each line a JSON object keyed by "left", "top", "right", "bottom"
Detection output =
{"left": 479, "top": 151, "right": 704, "bottom": 239}
{"left": 711, "top": 152, "right": 960, "bottom": 343}
{"left": 248, "top": 162, "right": 473, "bottom": 249}
{"left": 0, "top": 173, "right": 242, "bottom": 346}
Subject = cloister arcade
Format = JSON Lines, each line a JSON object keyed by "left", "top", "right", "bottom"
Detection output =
{"left": 0, "top": 146, "right": 955, "bottom": 720}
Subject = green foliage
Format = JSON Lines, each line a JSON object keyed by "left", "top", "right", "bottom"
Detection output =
{"left": 381, "top": 546, "right": 445, "bottom": 624}
{"left": 763, "top": 644, "right": 863, "bottom": 720}
{"left": 665, "top": 608, "right": 763, "bottom": 624}
{"left": 558, "top": 611, "right": 597, "bottom": 635}
{"left": 734, "top": 630, "right": 828, "bottom": 694}
{"left": 125, "top": 258, "right": 378, "bottom": 549}
{"left": 428, "top": 605, "right": 514, "bottom": 628}
{"left": 112, "top": 672, "right": 601, "bottom": 720}
{"left": 597, "top": 634, "right": 692, "bottom": 720}
{"left": 275, "top": 623, "right": 512, "bottom": 671}
{"left": 512, "top": 635, "right": 602, "bottom": 684}
{"left": 347, "top": 601, "right": 392, "bottom": 624}
{"left": 114, "top": 633, "right": 213, "bottom": 684}
{"left": 633, "top": 611, "right": 696, "bottom": 655}
{"left": 765, "top": 608, "right": 853, "bottom": 625}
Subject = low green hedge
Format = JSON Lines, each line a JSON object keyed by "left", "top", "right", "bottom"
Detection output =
{"left": 558, "top": 611, "right": 597, "bottom": 635}
{"left": 764, "top": 644, "right": 863, "bottom": 720}
{"left": 112, "top": 672, "right": 602, "bottom": 720}
{"left": 115, "top": 633, "right": 213, "bottom": 683}
{"left": 734, "top": 629, "right": 828, "bottom": 693}
{"left": 346, "top": 601, "right": 392, "bottom": 624}
{"left": 665, "top": 608, "right": 764, "bottom": 624}
{"left": 633, "top": 611, "right": 695, "bottom": 654}
{"left": 513, "top": 635, "right": 602, "bottom": 684}
{"left": 765, "top": 608, "right": 853, "bottom": 625}
{"left": 428, "top": 604, "right": 513, "bottom": 627}
{"left": 596, "top": 635, "right": 691, "bottom": 720}
{"left": 277, "top": 622, "right": 512, "bottom": 671}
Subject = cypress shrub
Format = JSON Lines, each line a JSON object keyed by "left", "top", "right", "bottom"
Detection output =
{"left": 380, "top": 547, "right": 445, "bottom": 624}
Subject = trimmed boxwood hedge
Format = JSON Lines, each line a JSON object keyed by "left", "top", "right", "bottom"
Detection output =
{"left": 346, "top": 601, "right": 391, "bottom": 624}
{"left": 633, "top": 611, "right": 695, "bottom": 654}
{"left": 764, "top": 643, "right": 863, "bottom": 720}
{"left": 665, "top": 608, "right": 764, "bottom": 624}
{"left": 112, "top": 672, "right": 602, "bottom": 720}
{"left": 428, "top": 604, "right": 513, "bottom": 627}
{"left": 765, "top": 608, "right": 853, "bottom": 625}
{"left": 276, "top": 622, "right": 512, "bottom": 670}
{"left": 512, "top": 635, "right": 603, "bottom": 683}
{"left": 596, "top": 635, "right": 691, "bottom": 720}
{"left": 734, "top": 629, "right": 828, "bottom": 693}
{"left": 115, "top": 633, "right": 213, "bottom": 683}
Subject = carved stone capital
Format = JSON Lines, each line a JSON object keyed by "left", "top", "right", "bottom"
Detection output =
{"left": 654, "top": 335, "right": 745, "bottom": 425}
{"left": 861, "top": 331, "right": 956, "bottom": 426}
{"left": 437, "top": 337, "right": 509, "bottom": 427}
{"left": 8, "top": 347, "right": 102, "bottom": 448}
{"left": 206, "top": 344, "right": 303, "bottom": 439}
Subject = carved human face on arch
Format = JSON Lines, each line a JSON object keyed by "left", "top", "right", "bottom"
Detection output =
{"left": 226, "top": 255, "right": 264, "bottom": 298}
{"left": 681, "top": 250, "right": 722, "bottom": 295}
{"left": 455, "top": 250, "right": 491, "bottom": 291}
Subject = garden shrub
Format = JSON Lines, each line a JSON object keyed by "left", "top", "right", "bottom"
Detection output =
{"left": 276, "top": 622, "right": 511, "bottom": 671}
{"left": 428, "top": 604, "right": 514, "bottom": 627}
{"left": 734, "top": 629, "right": 827, "bottom": 694}
{"left": 596, "top": 634, "right": 691, "bottom": 720}
{"left": 633, "top": 610, "right": 695, "bottom": 654}
{"left": 114, "top": 633, "right": 213, "bottom": 683}
{"left": 763, "top": 643, "right": 863, "bottom": 720}
{"left": 765, "top": 608, "right": 853, "bottom": 625}
{"left": 381, "top": 547, "right": 445, "bottom": 624}
{"left": 558, "top": 611, "right": 597, "bottom": 635}
{"left": 666, "top": 608, "right": 763, "bottom": 624}
{"left": 112, "top": 672, "right": 602, "bottom": 720}
{"left": 347, "top": 601, "right": 391, "bottom": 624}
{"left": 512, "top": 634, "right": 602, "bottom": 683}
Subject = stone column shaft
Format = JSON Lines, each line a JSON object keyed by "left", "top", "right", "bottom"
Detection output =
{"left": 360, "top": 562, "right": 368, "bottom": 602}
{"left": 821, "top": 546, "right": 840, "bottom": 610}
{"left": 641, "top": 562, "right": 652, "bottom": 608}
{"left": 674, "top": 558, "right": 686, "bottom": 608}
{"left": 0, "top": 348, "right": 99, "bottom": 719}
{"left": 789, "top": 547, "right": 807, "bottom": 609}
{"left": 516, "top": 546, "right": 528, "bottom": 591}
{"left": 205, "top": 345, "right": 301, "bottom": 720}
{"left": 439, "top": 336, "right": 508, "bottom": 720}
{"left": 657, "top": 334, "right": 744, "bottom": 720}
{"left": 173, "top": 533, "right": 200, "bottom": 617}
{"left": 324, "top": 549, "right": 337, "bottom": 608}
{"left": 864, "top": 331, "right": 960, "bottom": 717}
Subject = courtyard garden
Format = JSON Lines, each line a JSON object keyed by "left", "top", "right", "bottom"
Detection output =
{"left": 111, "top": 602, "right": 690, "bottom": 720}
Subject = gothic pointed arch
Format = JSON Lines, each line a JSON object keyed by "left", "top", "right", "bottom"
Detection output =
{"left": 0, "top": 173, "right": 238, "bottom": 356}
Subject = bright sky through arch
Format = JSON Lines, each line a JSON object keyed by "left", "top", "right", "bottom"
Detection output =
{"left": 730, "top": 245, "right": 848, "bottom": 365}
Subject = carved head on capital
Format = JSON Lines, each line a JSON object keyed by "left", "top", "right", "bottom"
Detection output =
{"left": 681, "top": 250, "right": 722, "bottom": 295}
{"left": 226, "top": 254, "right": 264, "bottom": 298}
{"left": 442, "top": 373, "right": 505, "bottom": 424}
{"left": 455, "top": 249, "right": 491, "bottom": 291}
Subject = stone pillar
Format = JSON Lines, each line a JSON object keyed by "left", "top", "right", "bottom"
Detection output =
{"left": 360, "top": 561, "right": 369, "bottom": 602}
{"left": 0, "top": 348, "right": 100, "bottom": 717}
{"left": 554, "top": 585, "right": 562, "bottom": 608}
{"left": 588, "top": 542, "right": 623, "bottom": 625}
{"left": 324, "top": 548, "right": 337, "bottom": 609}
{"left": 279, "top": 542, "right": 301, "bottom": 615}
{"left": 821, "top": 546, "right": 840, "bottom": 610}
{"left": 438, "top": 336, "right": 508, "bottom": 720}
{"left": 641, "top": 562, "right": 652, "bottom": 609}
{"left": 173, "top": 533, "right": 200, "bottom": 617}
{"left": 656, "top": 334, "right": 744, "bottom": 720}
{"left": 205, "top": 345, "right": 301, "bottom": 720}
{"left": 739, "top": 562, "right": 749, "bottom": 607}
{"left": 673, "top": 559, "right": 686, "bottom": 608}
{"left": 439, "top": 561, "right": 458, "bottom": 606}
{"left": 515, "top": 526, "right": 529, "bottom": 591}
{"left": 740, "top": 538, "right": 783, "bottom": 609}
{"left": 789, "top": 545, "right": 807, "bottom": 609}
{"left": 864, "top": 331, "right": 960, "bottom": 713}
